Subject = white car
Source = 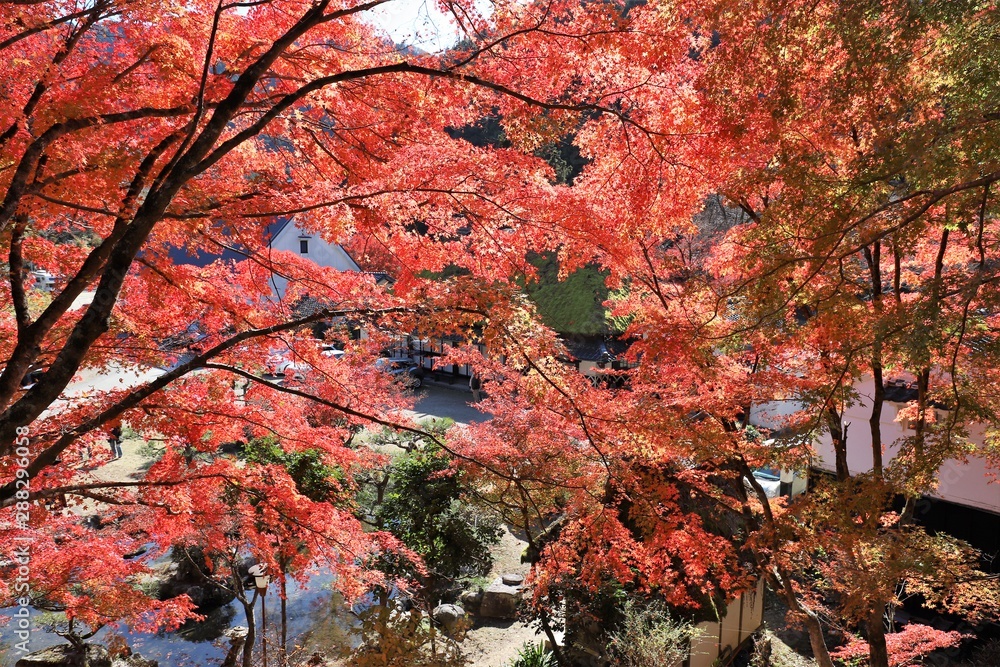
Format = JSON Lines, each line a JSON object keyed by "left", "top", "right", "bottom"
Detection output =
{"left": 752, "top": 468, "right": 782, "bottom": 499}
{"left": 266, "top": 344, "right": 344, "bottom": 379}
{"left": 31, "top": 269, "right": 56, "bottom": 292}
{"left": 265, "top": 351, "right": 309, "bottom": 377}
{"left": 321, "top": 345, "right": 345, "bottom": 359}
{"left": 374, "top": 356, "right": 424, "bottom": 388}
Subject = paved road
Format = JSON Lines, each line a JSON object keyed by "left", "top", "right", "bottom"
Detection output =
{"left": 408, "top": 383, "right": 490, "bottom": 425}
{"left": 39, "top": 364, "right": 165, "bottom": 420}
{"left": 46, "top": 360, "right": 489, "bottom": 432}
{"left": 47, "top": 292, "right": 491, "bottom": 427}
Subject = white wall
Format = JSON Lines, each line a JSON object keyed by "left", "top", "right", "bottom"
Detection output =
{"left": 752, "top": 376, "right": 1000, "bottom": 514}
{"left": 689, "top": 580, "right": 764, "bottom": 667}
{"left": 267, "top": 220, "right": 360, "bottom": 297}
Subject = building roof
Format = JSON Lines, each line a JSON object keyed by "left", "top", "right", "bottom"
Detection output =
{"left": 883, "top": 381, "right": 918, "bottom": 404}
{"left": 883, "top": 380, "right": 948, "bottom": 409}
{"left": 167, "top": 218, "right": 292, "bottom": 267}
{"left": 562, "top": 335, "right": 632, "bottom": 362}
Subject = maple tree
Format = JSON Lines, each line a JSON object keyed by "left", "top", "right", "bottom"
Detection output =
{"left": 0, "top": 0, "right": 688, "bottom": 659}
{"left": 831, "top": 623, "right": 968, "bottom": 667}
{"left": 448, "top": 2, "right": 1000, "bottom": 666}
{"left": 685, "top": 3, "right": 1000, "bottom": 666}
{"left": 2, "top": 1, "right": 1000, "bottom": 667}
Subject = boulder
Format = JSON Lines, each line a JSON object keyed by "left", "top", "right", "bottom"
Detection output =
{"left": 432, "top": 604, "right": 469, "bottom": 638}
{"left": 432, "top": 604, "right": 465, "bottom": 626}
{"left": 501, "top": 574, "right": 524, "bottom": 586}
{"left": 184, "top": 585, "right": 207, "bottom": 607}
{"left": 16, "top": 644, "right": 111, "bottom": 667}
{"left": 112, "top": 655, "right": 157, "bottom": 667}
{"left": 479, "top": 575, "right": 523, "bottom": 620}
{"left": 145, "top": 557, "right": 236, "bottom": 612}
{"left": 459, "top": 588, "right": 483, "bottom": 611}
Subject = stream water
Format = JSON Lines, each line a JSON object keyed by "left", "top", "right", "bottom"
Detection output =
{"left": 0, "top": 570, "right": 362, "bottom": 667}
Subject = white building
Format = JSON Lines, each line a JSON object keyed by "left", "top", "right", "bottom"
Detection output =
{"left": 263, "top": 218, "right": 361, "bottom": 297}
{"left": 688, "top": 580, "right": 765, "bottom": 667}
{"left": 751, "top": 376, "right": 1000, "bottom": 516}
{"left": 168, "top": 217, "right": 361, "bottom": 298}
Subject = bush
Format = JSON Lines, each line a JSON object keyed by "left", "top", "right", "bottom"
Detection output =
{"left": 831, "top": 624, "right": 968, "bottom": 667}
{"left": 366, "top": 437, "right": 502, "bottom": 585}
{"left": 509, "top": 641, "right": 555, "bottom": 667}
{"left": 607, "top": 599, "right": 697, "bottom": 667}
{"left": 967, "top": 638, "right": 1000, "bottom": 666}
{"left": 243, "top": 436, "right": 345, "bottom": 502}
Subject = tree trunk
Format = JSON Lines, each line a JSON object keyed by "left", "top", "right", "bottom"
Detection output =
{"left": 536, "top": 608, "right": 567, "bottom": 666}
{"left": 867, "top": 606, "right": 890, "bottom": 667}
{"left": 863, "top": 242, "right": 885, "bottom": 480}
{"left": 826, "top": 405, "right": 850, "bottom": 483}
{"left": 767, "top": 571, "right": 835, "bottom": 667}
{"left": 870, "top": 355, "right": 885, "bottom": 479}
{"left": 803, "top": 611, "right": 836, "bottom": 667}
{"left": 280, "top": 575, "right": 288, "bottom": 667}
{"left": 741, "top": 467, "right": 836, "bottom": 667}
{"left": 517, "top": 495, "right": 567, "bottom": 665}
{"left": 901, "top": 368, "right": 931, "bottom": 524}
{"left": 243, "top": 598, "right": 256, "bottom": 667}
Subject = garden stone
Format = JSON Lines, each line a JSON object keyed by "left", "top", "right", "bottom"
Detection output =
{"left": 148, "top": 566, "right": 235, "bottom": 611}
{"left": 459, "top": 588, "right": 483, "bottom": 611}
{"left": 16, "top": 644, "right": 111, "bottom": 667}
{"left": 113, "top": 655, "right": 158, "bottom": 667}
{"left": 479, "top": 575, "right": 522, "bottom": 619}
{"left": 432, "top": 603, "right": 468, "bottom": 637}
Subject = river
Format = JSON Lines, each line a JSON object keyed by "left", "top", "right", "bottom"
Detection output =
{"left": 0, "top": 571, "right": 361, "bottom": 667}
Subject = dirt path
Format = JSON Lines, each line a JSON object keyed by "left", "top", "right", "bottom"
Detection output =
{"left": 761, "top": 588, "right": 819, "bottom": 667}
{"left": 459, "top": 527, "right": 540, "bottom": 667}
{"left": 90, "top": 435, "right": 152, "bottom": 483}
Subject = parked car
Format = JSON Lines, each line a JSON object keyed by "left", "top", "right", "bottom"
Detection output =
{"left": 265, "top": 352, "right": 310, "bottom": 379}
{"left": 374, "top": 357, "right": 424, "bottom": 389}
{"left": 752, "top": 467, "right": 782, "bottom": 498}
{"left": 265, "top": 343, "right": 345, "bottom": 380}
{"left": 751, "top": 465, "right": 808, "bottom": 499}
{"left": 30, "top": 269, "right": 55, "bottom": 292}
{"left": 321, "top": 345, "right": 345, "bottom": 360}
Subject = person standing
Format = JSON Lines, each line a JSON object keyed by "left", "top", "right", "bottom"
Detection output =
{"left": 108, "top": 421, "right": 123, "bottom": 460}
{"left": 470, "top": 373, "right": 482, "bottom": 402}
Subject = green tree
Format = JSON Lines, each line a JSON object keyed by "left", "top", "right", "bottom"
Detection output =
{"left": 243, "top": 436, "right": 345, "bottom": 503}
{"left": 369, "top": 438, "right": 502, "bottom": 586}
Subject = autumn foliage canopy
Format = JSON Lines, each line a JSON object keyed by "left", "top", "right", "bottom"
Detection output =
{"left": 2, "top": 1, "right": 1000, "bottom": 666}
